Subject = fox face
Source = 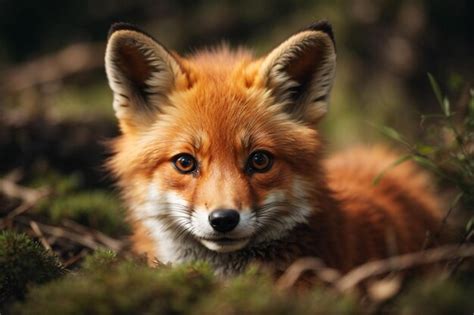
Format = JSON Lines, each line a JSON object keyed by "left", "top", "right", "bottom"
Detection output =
{"left": 105, "top": 22, "right": 336, "bottom": 257}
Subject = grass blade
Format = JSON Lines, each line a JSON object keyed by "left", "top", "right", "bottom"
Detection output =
{"left": 428, "top": 73, "right": 449, "bottom": 116}
{"left": 428, "top": 73, "right": 443, "bottom": 106}
{"left": 372, "top": 124, "right": 411, "bottom": 147}
{"left": 442, "top": 97, "right": 451, "bottom": 117}
{"left": 373, "top": 155, "right": 412, "bottom": 186}
{"left": 412, "top": 155, "right": 450, "bottom": 180}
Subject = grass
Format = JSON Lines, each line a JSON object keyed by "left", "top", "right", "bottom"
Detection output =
{"left": 3, "top": 233, "right": 472, "bottom": 314}
{"left": 0, "top": 232, "right": 64, "bottom": 308}
{"left": 374, "top": 74, "right": 474, "bottom": 240}
{"left": 4, "top": 235, "right": 359, "bottom": 315}
{"left": 43, "top": 190, "right": 129, "bottom": 237}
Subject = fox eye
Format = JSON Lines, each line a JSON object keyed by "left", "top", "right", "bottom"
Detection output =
{"left": 173, "top": 154, "right": 197, "bottom": 174}
{"left": 247, "top": 151, "right": 273, "bottom": 173}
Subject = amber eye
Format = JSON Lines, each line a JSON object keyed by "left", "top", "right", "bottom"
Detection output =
{"left": 173, "top": 154, "right": 197, "bottom": 174}
{"left": 247, "top": 151, "right": 273, "bottom": 173}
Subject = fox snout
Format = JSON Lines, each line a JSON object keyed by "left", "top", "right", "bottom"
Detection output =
{"left": 208, "top": 209, "right": 240, "bottom": 233}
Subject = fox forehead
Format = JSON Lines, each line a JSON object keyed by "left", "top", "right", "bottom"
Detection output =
{"left": 145, "top": 82, "right": 318, "bottom": 169}
{"left": 167, "top": 51, "right": 266, "bottom": 121}
{"left": 180, "top": 45, "right": 257, "bottom": 82}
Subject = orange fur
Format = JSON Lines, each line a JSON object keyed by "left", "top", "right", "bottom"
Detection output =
{"left": 105, "top": 22, "right": 442, "bottom": 275}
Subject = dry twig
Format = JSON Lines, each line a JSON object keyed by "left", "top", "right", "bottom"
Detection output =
{"left": 276, "top": 257, "right": 341, "bottom": 290}
{"left": 29, "top": 221, "right": 52, "bottom": 251}
{"left": 336, "top": 244, "right": 474, "bottom": 292}
{"left": 1, "top": 176, "right": 126, "bottom": 267}
{"left": 63, "top": 250, "right": 88, "bottom": 268}
{"left": 15, "top": 217, "right": 101, "bottom": 250}
{"left": 62, "top": 219, "right": 124, "bottom": 251}
{"left": 1, "top": 42, "right": 104, "bottom": 93}
{"left": 0, "top": 177, "right": 50, "bottom": 229}
{"left": 276, "top": 245, "right": 474, "bottom": 293}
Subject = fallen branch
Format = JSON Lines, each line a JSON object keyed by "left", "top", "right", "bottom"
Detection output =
{"left": 62, "top": 219, "right": 124, "bottom": 251}
{"left": 14, "top": 216, "right": 125, "bottom": 252}
{"left": 30, "top": 221, "right": 52, "bottom": 251}
{"left": 1, "top": 42, "right": 104, "bottom": 93}
{"left": 16, "top": 217, "right": 100, "bottom": 250}
{"left": 335, "top": 244, "right": 474, "bottom": 292}
{"left": 447, "top": 230, "right": 474, "bottom": 275}
{"left": 276, "top": 245, "right": 474, "bottom": 293}
{"left": 275, "top": 257, "right": 341, "bottom": 290}
{"left": 0, "top": 178, "right": 50, "bottom": 229}
{"left": 0, "top": 177, "right": 48, "bottom": 204}
{"left": 63, "top": 250, "right": 88, "bottom": 268}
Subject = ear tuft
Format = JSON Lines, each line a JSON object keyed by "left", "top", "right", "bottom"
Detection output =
{"left": 105, "top": 24, "right": 183, "bottom": 132}
{"left": 108, "top": 22, "right": 156, "bottom": 41}
{"left": 259, "top": 20, "right": 337, "bottom": 125}
{"left": 300, "top": 20, "right": 336, "bottom": 49}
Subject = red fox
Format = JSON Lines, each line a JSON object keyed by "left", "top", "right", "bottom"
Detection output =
{"left": 105, "top": 21, "right": 441, "bottom": 276}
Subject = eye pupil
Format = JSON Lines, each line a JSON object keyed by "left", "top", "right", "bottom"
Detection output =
{"left": 253, "top": 153, "right": 267, "bottom": 166}
{"left": 248, "top": 151, "right": 272, "bottom": 173}
{"left": 173, "top": 154, "right": 197, "bottom": 173}
{"left": 179, "top": 157, "right": 191, "bottom": 168}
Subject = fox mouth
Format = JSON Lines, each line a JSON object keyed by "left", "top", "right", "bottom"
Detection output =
{"left": 200, "top": 236, "right": 249, "bottom": 243}
{"left": 198, "top": 236, "right": 251, "bottom": 253}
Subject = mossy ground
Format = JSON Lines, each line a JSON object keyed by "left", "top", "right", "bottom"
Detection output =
{"left": 1, "top": 232, "right": 473, "bottom": 314}
{"left": 4, "top": 240, "right": 358, "bottom": 315}
{"left": 1, "top": 2, "right": 473, "bottom": 313}
{"left": 0, "top": 232, "right": 64, "bottom": 309}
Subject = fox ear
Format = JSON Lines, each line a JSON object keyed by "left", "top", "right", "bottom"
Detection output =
{"left": 105, "top": 23, "right": 183, "bottom": 132}
{"left": 259, "top": 21, "right": 336, "bottom": 124}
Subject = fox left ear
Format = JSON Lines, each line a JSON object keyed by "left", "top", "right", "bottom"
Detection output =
{"left": 105, "top": 23, "right": 184, "bottom": 133}
{"left": 258, "top": 21, "right": 336, "bottom": 124}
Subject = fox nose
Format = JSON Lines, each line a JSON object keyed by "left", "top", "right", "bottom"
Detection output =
{"left": 208, "top": 209, "right": 240, "bottom": 233}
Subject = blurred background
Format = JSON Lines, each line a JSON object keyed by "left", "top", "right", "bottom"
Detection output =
{"left": 0, "top": 0, "right": 472, "bottom": 264}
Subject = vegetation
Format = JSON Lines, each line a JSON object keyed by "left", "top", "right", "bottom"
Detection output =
{"left": 2, "top": 233, "right": 473, "bottom": 314}
{"left": 0, "top": 232, "right": 64, "bottom": 308}
{"left": 42, "top": 190, "right": 129, "bottom": 237}
{"left": 375, "top": 74, "right": 474, "bottom": 244}
{"left": 0, "top": 1, "right": 472, "bottom": 314}
{"left": 396, "top": 274, "right": 474, "bottom": 315}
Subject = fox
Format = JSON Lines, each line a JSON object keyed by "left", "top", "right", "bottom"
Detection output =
{"left": 104, "top": 21, "right": 442, "bottom": 276}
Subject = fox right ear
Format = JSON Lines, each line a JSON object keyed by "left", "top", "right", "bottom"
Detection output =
{"left": 105, "top": 23, "right": 184, "bottom": 133}
{"left": 258, "top": 21, "right": 336, "bottom": 125}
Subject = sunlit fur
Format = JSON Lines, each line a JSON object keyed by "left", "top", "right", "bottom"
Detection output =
{"left": 105, "top": 22, "right": 441, "bottom": 276}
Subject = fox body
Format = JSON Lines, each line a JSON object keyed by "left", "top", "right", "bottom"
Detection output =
{"left": 105, "top": 22, "right": 441, "bottom": 276}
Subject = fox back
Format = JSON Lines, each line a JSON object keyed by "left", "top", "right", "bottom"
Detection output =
{"left": 104, "top": 22, "right": 441, "bottom": 275}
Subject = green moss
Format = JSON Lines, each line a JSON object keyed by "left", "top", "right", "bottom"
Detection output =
{"left": 396, "top": 274, "right": 474, "bottom": 315}
{"left": 27, "top": 170, "right": 129, "bottom": 237}
{"left": 81, "top": 249, "right": 119, "bottom": 272}
{"left": 196, "top": 267, "right": 359, "bottom": 315}
{"left": 12, "top": 261, "right": 359, "bottom": 315}
{"left": 301, "top": 288, "right": 359, "bottom": 315}
{"left": 28, "top": 171, "right": 82, "bottom": 194}
{"left": 49, "top": 82, "right": 114, "bottom": 120}
{"left": 44, "top": 190, "right": 129, "bottom": 237}
{"left": 196, "top": 268, "right": 286, "bottom": 315}
{"left": 13, "top": 262, "right": 215, "bottom": 315}
{"left": 0, "top": 232, "right": 64, "bottom": 306}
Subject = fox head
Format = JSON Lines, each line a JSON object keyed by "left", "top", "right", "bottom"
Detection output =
{"left": 105, "top": 22, "right": 336, "bottom": 254}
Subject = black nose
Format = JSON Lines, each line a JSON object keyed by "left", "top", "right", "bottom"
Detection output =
{"left": 208, "top": 209, "right": 240, "bottom": 232}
